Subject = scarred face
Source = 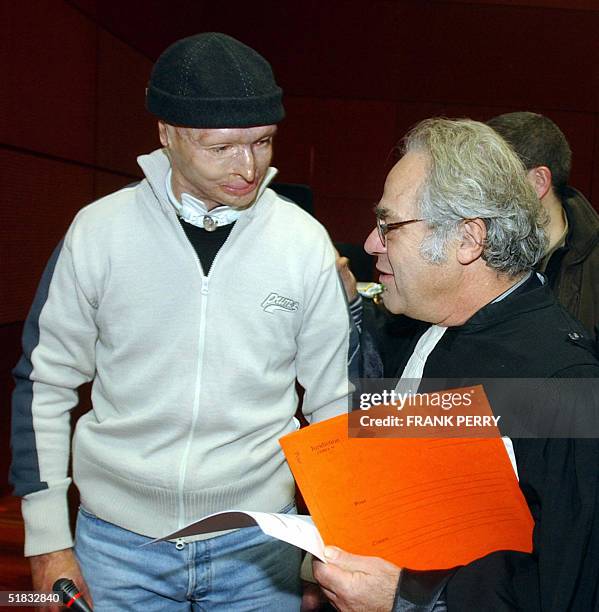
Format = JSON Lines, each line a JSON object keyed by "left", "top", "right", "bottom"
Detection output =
{"left": 159, "top": 123, "right": 277, "bottom": 211}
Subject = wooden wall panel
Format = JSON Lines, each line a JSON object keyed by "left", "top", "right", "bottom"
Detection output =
{"left": 96, "top": 30, "right": 157, "bottom": 175}
{"left": 0, "top": 322, "right": 23, "bottom": 494}
{"left": 396, "top": 102, "right": 505, "bottom": 130}
{"left": 67, "top": 0, "right": 98, "bottom": 18}
{"left": 381, "top": 4, "right": 598, "bottom": 113}
{"left": 277, "top": 97, "right": 397, "bottom": 203}
{"left": 201, "top": 2, "right": 598, "bottom": 114}
{"left": 317, "top": 196, "right": 376, "bottom": 246}
{"left": 311, "top": 99, "right": 398, "bottom": 201}
{"left": 1, "top": 1, "right": 96, "bottom": 163}
{"left": 592, "top": 116, "right": 599, "bottom": 204}
{"left": 0, "top": 150, "right": 94, "bottom": 324}
{"left": 231, "top": 0, "right": 402, "bottom": 104}
{"left": 94, "top": 170, "right": 140, "bottom": 200}
{"left": 278, "top": 97, "right": 398, "bottom": 195}
{"left": 436, "top": 0, "right": 599, "bottom": 10}
{"left": 273, "top": 97, "right": 318, "bottom": 186}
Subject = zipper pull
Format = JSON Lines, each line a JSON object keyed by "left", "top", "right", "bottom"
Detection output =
{"left": 175, "top": 538, "right": 185, "bottom": 550}
{"left": 201, "top": 277, "right": 209, "bottom": 295}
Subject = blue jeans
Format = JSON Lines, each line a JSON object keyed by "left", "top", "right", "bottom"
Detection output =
{"left": 75, "top": 506, "right": 301, "bottom": 611}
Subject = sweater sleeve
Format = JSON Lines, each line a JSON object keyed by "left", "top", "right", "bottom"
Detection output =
{"left": 295, "top": 238, "right": 350, "bottom": 423}
{"left": 10, "top": 235, "right": 98, "bottom": 557}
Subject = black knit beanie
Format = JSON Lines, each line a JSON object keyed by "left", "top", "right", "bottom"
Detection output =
{"left": 146, "top": 32, "right": 284, "bottom": 128}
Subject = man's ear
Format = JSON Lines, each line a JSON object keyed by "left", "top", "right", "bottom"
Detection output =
{"left": 457, "top": 218, "right": 486, "bottom": 265}
{"left": 526, "top": 166, "right": 552, "bottom": 199}
{"left": 158, "top": 121, "right": 170, "bottom": 148}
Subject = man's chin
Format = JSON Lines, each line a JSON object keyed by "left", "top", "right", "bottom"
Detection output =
{"left": 381, "top": 291, "right": 403, "bottom": 315}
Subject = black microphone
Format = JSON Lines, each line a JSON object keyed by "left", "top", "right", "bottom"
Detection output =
{"left": 52, "top": 578, "right": 93, "bottom": 611}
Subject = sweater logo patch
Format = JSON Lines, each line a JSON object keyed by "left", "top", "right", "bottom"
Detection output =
{"left": 261, "top": 292, "right": 299, "bottom": 314}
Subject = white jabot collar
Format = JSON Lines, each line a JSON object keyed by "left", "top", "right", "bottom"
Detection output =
{"left": 165, "top": 167, "right": 278, "bottom": 230}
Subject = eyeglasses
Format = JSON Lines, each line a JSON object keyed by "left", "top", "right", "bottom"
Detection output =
{"left": 376, "top": 217, "right": 425, "bottom": 246}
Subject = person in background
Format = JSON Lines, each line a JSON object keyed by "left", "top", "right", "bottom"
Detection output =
{"left": 488, "top": 111, "right": 599, "bottom": 339}
{"left": 11, "top": 32, "right": 349, "bottom": 611}
{"left": 310, "top": 118, "right": 599, "bottom": 611}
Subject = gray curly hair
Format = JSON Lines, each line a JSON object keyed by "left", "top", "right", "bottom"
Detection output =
{"left": 402, "top": 118, "right": 548, "bottom": 276}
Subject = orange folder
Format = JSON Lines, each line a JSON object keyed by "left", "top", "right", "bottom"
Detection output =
{"left": 280, "top": 386, "right": 533, "bottom": 570}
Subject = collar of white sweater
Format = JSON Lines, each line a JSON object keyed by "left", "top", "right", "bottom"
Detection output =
{"left": 164, "top": 166, "right": 278, "bottom": 230}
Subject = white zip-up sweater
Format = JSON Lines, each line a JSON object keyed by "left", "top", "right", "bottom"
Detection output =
{"left": 11, "top": 148, "right": 350, "bottom": 556}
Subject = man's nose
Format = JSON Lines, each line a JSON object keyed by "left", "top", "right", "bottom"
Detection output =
{"left": 233, "top": 147, "right": 256, "bottom": 182}
{"left": 364, "top": 226, "right": 385, "bottom": 255}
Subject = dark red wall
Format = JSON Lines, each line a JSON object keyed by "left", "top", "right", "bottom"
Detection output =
{"left": 1, "top": 0, "right": 598, "bottom": 491}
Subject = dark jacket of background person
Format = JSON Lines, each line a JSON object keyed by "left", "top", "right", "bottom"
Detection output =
{"left": 546, "top": 187, "right": 599, "bottom": 338}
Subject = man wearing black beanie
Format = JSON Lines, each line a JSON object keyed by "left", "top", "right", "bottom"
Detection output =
{"left": 11, "top": 33, "right": 350, "bottom": 610}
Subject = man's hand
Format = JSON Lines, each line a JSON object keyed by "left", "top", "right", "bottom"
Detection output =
{"left": 313, "top": 546, "right": 401, "bottom": 612}
{"left": 335, "top": 252, "right": 358, "bottom": 303}
{"left": 29, "top": 548, "right": 92, "bottom": 612}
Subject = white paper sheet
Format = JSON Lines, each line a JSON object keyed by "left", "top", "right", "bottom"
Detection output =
{"left": 148, "top": 510, "right": 326, "bottom": 562}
